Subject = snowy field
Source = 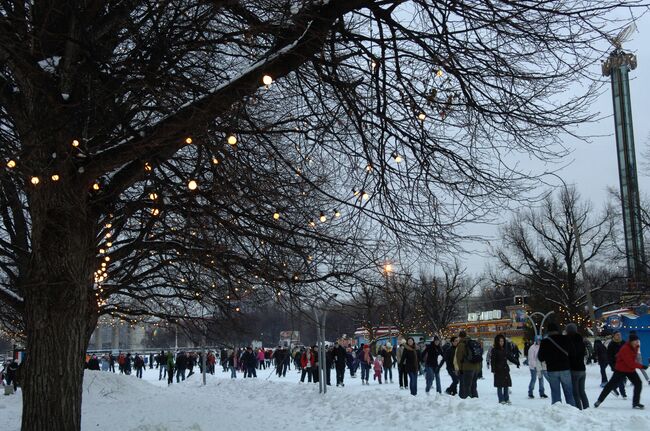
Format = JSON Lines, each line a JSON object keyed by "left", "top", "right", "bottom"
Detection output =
{"left": 2, "top": 362, "right": 650, "bottom": 431}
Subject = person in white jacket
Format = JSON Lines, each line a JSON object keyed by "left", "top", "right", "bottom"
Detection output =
{"left": 527, "top": 336, "right": 548, "bottom": 399}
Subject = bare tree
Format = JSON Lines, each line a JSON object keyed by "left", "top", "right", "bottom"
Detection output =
{"left": 494, "top": 187, "right": 615, "bottom": 327}
{"left": 416, "top": 261, "right": 477, "bottom": 333}
{"left": 0, "top": 1, "right": 644, "bottom": 429}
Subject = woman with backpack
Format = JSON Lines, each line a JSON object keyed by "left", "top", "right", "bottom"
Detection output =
{"left": 400, "top": 337, "right": 420, "bottom": 396}
{"left": 491, "top": 334, "right": 515, "bottom": 404}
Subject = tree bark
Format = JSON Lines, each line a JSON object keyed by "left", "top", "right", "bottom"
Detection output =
{"left": 20, "top": 182, "right": 97, "bottom": 431}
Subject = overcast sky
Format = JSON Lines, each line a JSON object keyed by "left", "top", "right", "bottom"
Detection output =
{"left": 450, "top": 11, "right": 650, "bottom": 277}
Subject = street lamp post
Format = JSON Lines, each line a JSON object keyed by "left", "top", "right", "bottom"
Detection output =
{"left": 312, "top": 293, "right": 337, "bottom": 394}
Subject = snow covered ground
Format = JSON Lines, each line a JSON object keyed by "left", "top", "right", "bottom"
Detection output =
{"left": 2, "top": 362, "right": 650, "bottom": 430}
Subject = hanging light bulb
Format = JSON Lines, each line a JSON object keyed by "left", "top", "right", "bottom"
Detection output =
{"left": 106, "top": 242, "right": 113, "bottom": 247}
{"left": 185, "top": 137, "right": 193, "bottom": 144}
{"left": 188, "top": 180, "right": 198, "bottom": 190}
{"left": 334, "top": 210, "right": 341, "bottom": 218}
{"left": 151, "top": 208, "right": 160, "bottom": 216}
{"left": 436, "top": 69, "right": 444, "bottom": 77}
{"left": 309, "top": 220, "right": 316, "bottom": 227}
{"left": 30, "top": 176, "right": 40, "bottom": 185}
{"left": 212, "top": 157, "right": 219, "bottom": 165}
{"left": 418, "top": 112, "right": 426, "bottom": 121}
{"left": 262, "top": 75, "right": 273, "bottom": 86}
{"left": 72, "top": 139, "right": 80, "bottom": 147}
{"left": 144, "top": 162, "right": 152, "bottom": 172}
{"left": 362, "top": 191, "right": 370, "bottom": 200}
{"left": 6, "top": 160, "right": 16, "bottom": 169}
{"left": 92, "top": 183, "right": 100, "bottom": 191}
{"left": 227, "top": 135, "right": 237, "bottom": 145}
{"left": 319, "top": 212, "right": 327, "bottom": 223}
{"left": 51, "top": 174, "right": 60, "bottom": 181}
{"left": 393, "top": 152, "right": 403, "bottom": 163}
{"left": 273, "top": 212, "right": 280, "bottom": 220}
{"left": 149, "top": 192, "right": 158, "bottom": 200}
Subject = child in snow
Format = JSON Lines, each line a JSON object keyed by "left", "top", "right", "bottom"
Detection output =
{"left": 373, "top": 356, "right": 383, "bottom": 384}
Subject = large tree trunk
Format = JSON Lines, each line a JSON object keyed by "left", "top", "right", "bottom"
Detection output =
{"left": 20, "top": 183, "right": 98, "bottom": 431}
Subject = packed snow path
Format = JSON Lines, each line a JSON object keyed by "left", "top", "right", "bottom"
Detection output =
{"left": 2, "top": 362, "right": 649, "bottom": 430}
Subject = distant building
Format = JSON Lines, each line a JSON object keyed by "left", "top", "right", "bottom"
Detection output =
{"left": 444, "top": 304, "right": 528, "bottom": 349}
{"left": 278, "top": 330, "right": 300, "bottom": 348}
{"left": 88, "top": 318, "right": 147, "bottom": 352}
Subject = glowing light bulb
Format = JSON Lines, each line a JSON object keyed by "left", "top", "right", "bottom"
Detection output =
{"left": 335, "top": 210, "right": 341, "bottom": 218}
{"left": 436, "top": 69, "right": 444, "bottom": 77}
{"left": 273, "top": 212, "right": 280, "bottom": 220}
{"left": 188, "top": 180, "right": 198, "bottom": 190}
{"left": 309, "top": 220, "right": 316, "bottom": 227}
{"left": 227, "top": 135, "right": 237, "bottom": 145}
{"left": 185, "top": 137, "right": 193, "bottom": 144}
{"left": 51, "top": 174, "right": 60, "bottom": 181}
{"left": 262, "top": 75, "right": 273, "bottom": 86}
{"left": 151, "top": 208, "right": 160, "bottom": 216}
{"left": 212, "top": 158, "right": 219, "bottom": 164}
{"left": 144, "top": 162, "right": 152, "bottom": 172}
{"left": 92, "top": 183, "right": 100, "bottom": 190}
{"left": 30, "top": 176, "right": 40, "bottom": 185}
{"left": 7, "top": 160, "right": 16, "bottom": 168}
{"left": 362, "top": 192, "right": 369, "bottom": 200}
{"left": 418, "top": 112, "right": 426, "bottom": 121}
{"left": 72, "top": 139, "right": 80, "bottom": 147}
{"left": 106, "top": 242, "right": 112, "bottom": 247}
{"left": 319, "top": 212, "right": 327, "bottom": 223}
{"left": 149, "top": 192, "right": 158, "bottom": 200}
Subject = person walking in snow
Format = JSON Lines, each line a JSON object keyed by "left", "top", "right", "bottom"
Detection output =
{"left": 359, "top": 344, "right": 373, "bottom": 385}
{"left": 527, "top": 336, "right": 547, "bottom": 399}
{"left": 133, "top": 353, "right": 145, "bottom": 378}
{"left": 595, "top": 333, "right": 647, "bottom": 409}
{"left": 565, "top": 323, "right": 589, "bottom": 409}
{"left": 607, "top": 331, "right": 627, "bottom": 398}
{"left": 400, "top": 337, "right": 420, "bottom": 396}
{"left": 594, "top": 339, "right": 608, "bottom": 387}
{"left": 373, "top": 355, "right": 383, "bottom": 384}
{"left": 397, "top": 340, "right": 408, "bottom": 390}
{"left": 381, "top": 343, "right": 394, "bottom": 383}
{"left": 454, "top": 330, "right": 481, "bottom": 399}
{"left": 537, "top": 322, "right": 575, "bottom": 406}
{"left": 300, "top": 347, "right": 315, "bottom": 383}
{"left": 158, "top": 350, "right": 167, "bottom": 380}
{"left": 241, "top": 346, "right": 257, "bottom": 378}
{"left": 423, "top": 336, "right": 445, "bottom": 394}
{"left": 444, "top": 337, "right": 460, "bottom": 396}
{"left": 166, "top": 351, "right": 175, "bottom": 385}
{"left": 491, "top": 334, "right": 516, "bottom": 404}
{"left": 333, "top": 342, "right": 347, "bottom": 387}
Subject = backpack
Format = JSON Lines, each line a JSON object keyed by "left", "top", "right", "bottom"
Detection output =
{"left": 465, "top": 339, "right": 483, "bottom": 364}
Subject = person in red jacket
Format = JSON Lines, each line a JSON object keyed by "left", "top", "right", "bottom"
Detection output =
{"left": 299, "top": 347, "right": 315, "bottom": 383}
{"left": 595, "top": 333, "right": 648, "bottom": 409}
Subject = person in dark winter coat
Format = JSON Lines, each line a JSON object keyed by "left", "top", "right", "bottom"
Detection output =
{"left": 380, "top": 343, "right": 394, "bottom": 383}
{"left": 87, "top": 354, "right": 100, "bottom": 371}
{"left": 454, "top": 330, "right": 481, "bottom": 399}
{"left": 537, "top": 322, "right": 575, "bottom": 406}
{"left": 593, "top": 339, "right": 608, "bottom": 387}
{"left": 595, "top": 333, "right": 647, "bottom": 409}
{"left": 606, "top": 332, "right": 627, "bottom": 397}
{"left": 175, "top": 351, "right": 187, "bottom": 382}
{"left": 124, "top": 353, "right": 132, "bottom": 375}
{"left": 444, "top": 337, "right": 460, "bottom": 395}
{"left": 333, "top": 342, "right": 347, "bottom": 387}
{"left": 325, "top": 346, "right": 335, "bottom": 386}
{"left": 241, "top": 347, "right": 257, "bottom": 378}
{"left": 565, "top": 323, "right": 589, "bottom": 409}
{"left": 423, "top": 336, "right": 445, "bottom": 394}
{"left": 133, "top": 354, "right": 145, "bottom": 378}
{"left": 400, "top": 337, "right": 420, "bottom": 396}
{"left": 491, "top": 334, "right": 515, "bottom": 404}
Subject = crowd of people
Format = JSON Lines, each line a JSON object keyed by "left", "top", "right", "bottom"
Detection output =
{"left": 5, "top": 322, "right": 648, "bottom": 411}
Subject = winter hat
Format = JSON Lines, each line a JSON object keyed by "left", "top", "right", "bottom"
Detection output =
{"left": 386, "top": 342, "right": 392, "bottom": 348}
{"left": 565, "top": 323, "right": 578, "bottom": 334}
{"left": 629, "top": 334, "right": 640, "bottom": 342}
